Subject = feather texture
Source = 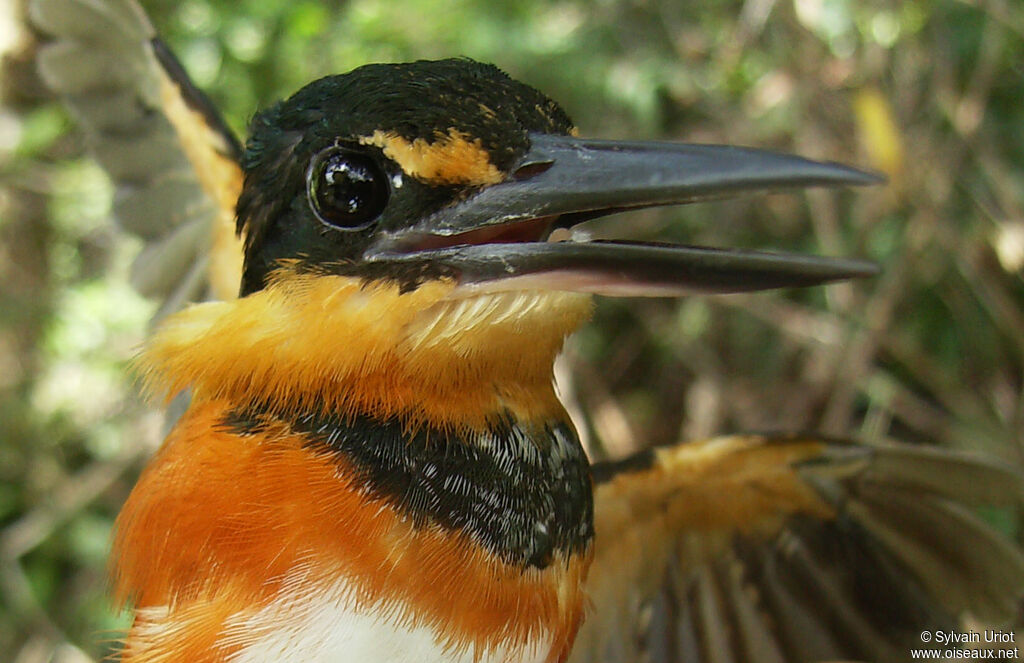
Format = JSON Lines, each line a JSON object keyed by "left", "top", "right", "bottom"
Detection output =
{"left": 573, "top": 436, "right": 1024, "bottom": 663}
{"left": 31, "top": 0, "right": 244, "bottom": 315}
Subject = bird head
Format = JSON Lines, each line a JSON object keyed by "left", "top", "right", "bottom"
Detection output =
{"left": 238, "top": 58, "right": 877, "bottom": 298}
{"left": 142, "top": 58, "right": 879, "bottom": 428}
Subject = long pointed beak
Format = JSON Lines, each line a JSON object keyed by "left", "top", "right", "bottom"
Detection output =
{"left": 366, "top": 132, "right": 883, "bottom": 296}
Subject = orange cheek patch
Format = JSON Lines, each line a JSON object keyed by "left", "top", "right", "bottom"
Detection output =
{"left": 359, "top": 128, "right": 505, "bottom": 186}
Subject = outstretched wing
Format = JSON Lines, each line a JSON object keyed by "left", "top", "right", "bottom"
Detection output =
{"left": 573, "top": 435, "right": 1024, "bottom": 663}
{"left": 31, "top": 0, "right": 245, "bottom": 318}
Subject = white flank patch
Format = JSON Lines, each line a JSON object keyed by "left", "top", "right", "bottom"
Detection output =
{"left": 220, "top": 575, "right": 552, "bottom": 663}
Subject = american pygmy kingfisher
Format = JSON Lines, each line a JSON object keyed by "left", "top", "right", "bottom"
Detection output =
{"left": 32, "top": 0, "right": 1024, "bottom": 661}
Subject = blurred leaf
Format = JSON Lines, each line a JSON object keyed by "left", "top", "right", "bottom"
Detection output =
{"left": 15, "top": 105, "right": 66, "bottom": 157}
{"left": 854, "top": 87, "right": 904, "bottom": 190}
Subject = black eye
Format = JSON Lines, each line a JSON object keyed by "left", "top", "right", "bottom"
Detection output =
{"left": 307, "top": 146, "right": 390, "bottom": 230}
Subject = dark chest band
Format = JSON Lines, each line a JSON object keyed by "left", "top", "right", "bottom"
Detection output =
{"left": 223, "top": 408, "right": 594, "bottom": 569}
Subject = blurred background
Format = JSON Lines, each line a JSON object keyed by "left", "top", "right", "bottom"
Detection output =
{"left": 0, "top": 0, "right": 1021, "bottom": 660}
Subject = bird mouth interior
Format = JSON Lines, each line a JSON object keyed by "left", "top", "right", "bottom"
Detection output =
{"left": 376, "top": 209, "right": 879, "bottom": 298}
{"left": 405, "top": 216, "right": 557, "bottom": 252}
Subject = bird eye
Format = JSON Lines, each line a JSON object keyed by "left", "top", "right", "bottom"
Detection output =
{"left": 307, "top": 146, "right": 390, "bottom": 231}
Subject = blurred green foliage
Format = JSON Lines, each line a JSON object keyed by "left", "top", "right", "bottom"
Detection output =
{"left": 1, "top": 0, "right": 1022, "bottom": 660}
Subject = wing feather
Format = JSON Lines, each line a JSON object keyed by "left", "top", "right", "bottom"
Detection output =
{"left": 573, "top": 435, "right": 1024, "bottom": 663}
{"left": 31, "top": 0, "right": 244, "bottom": 311}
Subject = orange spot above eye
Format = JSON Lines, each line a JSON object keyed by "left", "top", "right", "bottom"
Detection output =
{"left": 359, "top": 128, "right": 505, "bottom": 186}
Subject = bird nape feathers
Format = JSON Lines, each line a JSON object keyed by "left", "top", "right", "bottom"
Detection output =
{"left": 30, "top": 0, "right": 1024, "bottom": 662}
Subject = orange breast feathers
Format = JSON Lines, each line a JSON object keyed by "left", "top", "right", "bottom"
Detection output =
{"left": 113, "top": 400, "right": 589, "bottom": 662}
{"left": 115, "top": 271, "right": 596, "bottom": 661}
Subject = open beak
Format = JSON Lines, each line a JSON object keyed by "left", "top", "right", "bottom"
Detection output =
{"left": 365, "top": 132, "right": 883, "bottom": 296}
